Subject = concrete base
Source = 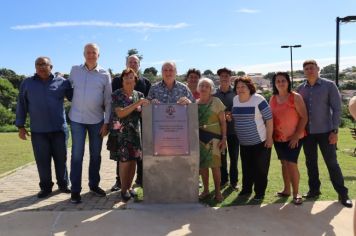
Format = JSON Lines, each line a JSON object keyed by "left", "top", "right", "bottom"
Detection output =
{"left": 142, "top": 104, "right": 199, "bottom": 203}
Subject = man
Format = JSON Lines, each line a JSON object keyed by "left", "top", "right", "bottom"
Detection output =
{"left": 110, "top": 54, "right": 151, "bottom": 191}
{"left": 15, "top": 57, "right": 72, "bottom": 198}
{"left": 214, "top": 67, "right": 239, "bottom": 190}
{"left": 186, "top": 68, "right": 201, "bottom": 99}
{"left": 148, "top": 61, "right": 194, "bottom": 104}
{"left": 69, "top": 43, "right": 112, "bottom": 203}
{"left": 297, "top": 59, "right": 352, "bottom": 208}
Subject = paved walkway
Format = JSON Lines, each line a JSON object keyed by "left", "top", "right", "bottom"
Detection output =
{"left": 0, "top": 142, "right": 354, "bottom": 235}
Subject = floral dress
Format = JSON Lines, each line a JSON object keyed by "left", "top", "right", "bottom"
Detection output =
{"left": 109, "top": 89, "right": 144, "bottom": 162}
{"left": 198, "top": 97, "right": 226, "bottom": 168}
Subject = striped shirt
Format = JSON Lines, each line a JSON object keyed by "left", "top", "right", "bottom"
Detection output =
{"left": 232, "top": 94, "right": 272, "bottom": 146}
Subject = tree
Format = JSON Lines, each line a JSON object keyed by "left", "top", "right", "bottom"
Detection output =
{"left": 0, "top": 68, "right": 25, "bottom": 89}
{"left": 203, "top": 69, "right": 214, "bottom": 76}
{"left": 237, "top": 71, "right": 246, "bottom": 76}
{"left": 263, "top": 72, "right": 275, "bottom": 81}
{"left": 143, "top": 67, "right": 158, "bottom": 76}
{"left": 127, "top": 49, "right": 143, "bottom": 61}
{"left": 320, "top": 64, "right": 346, "bottom": 81}
{"left": 0, "top": 104, "right": 15, "bottom": 126}
{"left": 0, "top": 78, "right": 18, "bottom": 110}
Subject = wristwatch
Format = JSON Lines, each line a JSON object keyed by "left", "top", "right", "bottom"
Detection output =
{"left": 332, "top": 129, "right": 338, "bottom": 134}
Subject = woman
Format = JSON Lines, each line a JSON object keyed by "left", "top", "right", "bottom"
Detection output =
{"left": 186, "top": 68, "right": 201, "bottom": 99}
{"left": 270, "top": 72, "right": 307, "bottom": 205}
{"left": 108, "top": 68, "right": 149, "bottom": 202}
{"left": 197, "top": 78, "right": 227, "bottom": 202}
{"left": 232, "top": 77, "right": 273, "bottom": 201}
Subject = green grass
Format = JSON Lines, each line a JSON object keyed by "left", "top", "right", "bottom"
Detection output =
{"left": 0, "top": 133, "right": 34, "bottom": 175}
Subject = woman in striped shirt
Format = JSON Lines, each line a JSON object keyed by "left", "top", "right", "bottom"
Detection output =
{"left": 232, "top": 77, "right": 273, "bottom": 201}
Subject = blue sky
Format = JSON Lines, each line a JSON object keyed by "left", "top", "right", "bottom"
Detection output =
{"left": 1, "top": 0, "right": 356, "bottom": 76}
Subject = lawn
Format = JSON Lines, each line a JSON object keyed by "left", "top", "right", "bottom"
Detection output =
{"left": 0, "top": 133, "right": 34, "bottom": 175}
{"left": 1, "top": 129, "right": 356, "bottom": 206}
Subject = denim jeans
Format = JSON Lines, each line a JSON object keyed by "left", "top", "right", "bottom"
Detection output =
{"left": 303, "top": 132, "right": 348, "bottom": 196}
{"left": 70, "top": 120, "right": 103, "bottom": 193}
{"left": 31, "top": 131, "right": 69, "bottom": 191}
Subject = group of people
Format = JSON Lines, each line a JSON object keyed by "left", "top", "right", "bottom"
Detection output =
{"left": 15, "top": 43, "right": 352, "bottom": 208}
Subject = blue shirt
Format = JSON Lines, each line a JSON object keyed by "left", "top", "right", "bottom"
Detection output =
{"left": 296, "top": 77, "right": 341, "bottom": 134}
{"left": 214, "top": 87, "right": 236, "bottom": 135}
{"left": 68, "top": 64, "right": 112, "bottom": 124}
{"left": 147, "top": 80, "right": 194, "bottom": 103}
{"left": 15, "top": 74, "right": 72, "bottom": 133}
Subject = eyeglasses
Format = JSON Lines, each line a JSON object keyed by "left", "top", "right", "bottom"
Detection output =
{"left": 36, "top": 63, "right": 50, "bottom": 67}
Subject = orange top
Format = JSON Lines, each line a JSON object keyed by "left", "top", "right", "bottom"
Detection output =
{"left": 270, "top": 92, "right": 305, "bottom": 142}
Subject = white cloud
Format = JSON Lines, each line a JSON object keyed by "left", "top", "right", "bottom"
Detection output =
{"left": 11, "top": 21, "right": 189, "bottom": 31}
{"left": 235, "top": 56, "right": 356, "bottom": 74}
{"left": 179, "top": 38, "right": 206, "bottom": 45}
{"left": 204, "top": 43, "right": 223, "bottom": 48}
{"left": 236, "top": 8, "right": 260, "bottom": 14}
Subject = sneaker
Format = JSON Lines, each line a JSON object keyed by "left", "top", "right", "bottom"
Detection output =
{"left": 37, "top": 189, "right": 52, "bottom": 198}
{"left": 129, "top": 189, "right": 137, "bottom": 197}
{"left": 230, "top": 184, "right": 239, "bottom": 191}
{"left": 71, "top": 192, "right": 82, "bottom": 204}
{"left": 302, "top": 191, "right": 321, "bottom": 199}
{"left": 59, "top": 186, "right": 71, "bottom": 194}
{"left": 339, "top": 195, "right": 353, "bottom": 208}
{"left": 121, "top": 191, "right": 131, "bottom": 202}
{"left": 111, "top": 182, "right": 121, "bottom": 192}
{"left": 253, "top": 194, "right": 264, "bottom": 201}
{"left": 90, "top": 186, "right": 106, "bottom": 197}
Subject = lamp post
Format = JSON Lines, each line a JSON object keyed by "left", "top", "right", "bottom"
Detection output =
{"left": 281, "top": 45, "right": 301, "bottom": 88}
{"left": 336, "top": 16, "right": 356, "bottom": 87}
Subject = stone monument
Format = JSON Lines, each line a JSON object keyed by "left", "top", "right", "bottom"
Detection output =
{"left": 142, "top": 103, "right": 199, "bottom": 203}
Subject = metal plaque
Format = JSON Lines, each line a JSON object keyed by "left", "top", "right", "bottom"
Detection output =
{"left": 152, "top": 104, "right": 189, "bottom": 156}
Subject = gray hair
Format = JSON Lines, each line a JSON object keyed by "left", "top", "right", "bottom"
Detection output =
{"left": 161, "top": 61, "right": 177, "bottom": 72}
{"left": 84, "top": 43, "right": 100, "bottom": 54}
{"left": 198, "top": 77, "right": 216, "bottom": 94}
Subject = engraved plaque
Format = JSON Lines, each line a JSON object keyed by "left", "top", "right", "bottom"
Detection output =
{"left": 153, "top": 104, "right": 189, "bottom": 156}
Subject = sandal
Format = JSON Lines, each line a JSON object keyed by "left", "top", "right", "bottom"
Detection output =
{"left": 214, "top": 194, "right": 224, "bottom": 203}
{"left": 293, "top": 196, "right": 303, "bottom": 205}
{"left": 276, "top": 191, "right": 291, "bottom": 197}
{"left": 199, "top": 191, "right": 210, "bottom": 200}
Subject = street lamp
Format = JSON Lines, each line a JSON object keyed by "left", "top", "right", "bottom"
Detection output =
{"left": 281, "top": 44, "right": 302, "bottom": 88}
{"left": 336, "top": 16, "right": 356, "bottom": 87}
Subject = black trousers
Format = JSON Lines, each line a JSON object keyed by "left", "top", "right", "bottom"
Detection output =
{"left": 303, "top": 132, "right": 348, "bottom": 196}
{"left": 220, "top": 134, "right": 239, "bottom": 185}
{"left": 240, "top": 142, "right": 271, "bottom": 196}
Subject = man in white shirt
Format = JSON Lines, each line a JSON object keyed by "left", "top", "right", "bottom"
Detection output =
{"left": 68, "top": 43, "right": 112, "bottom": 203}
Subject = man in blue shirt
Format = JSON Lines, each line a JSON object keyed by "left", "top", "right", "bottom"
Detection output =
{"left": 15, "top": 57, "right": 72, "bottom": 198}
{"left": 214, "top": 67, "right": 239, "bottom": 190}
{"left": 68, "top": 43, "right": 112, "bottom": 203}
{"left": 297, "top": 59, "right": 352, "bottom": 208}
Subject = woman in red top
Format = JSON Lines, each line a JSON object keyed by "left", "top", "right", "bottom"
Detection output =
{"left": 270, "top": 72, "right": 308, "bottom": 205}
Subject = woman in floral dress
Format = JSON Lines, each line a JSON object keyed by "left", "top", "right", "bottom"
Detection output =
{"left": 109, "top": 68, "right": 149, "bottom": 202}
